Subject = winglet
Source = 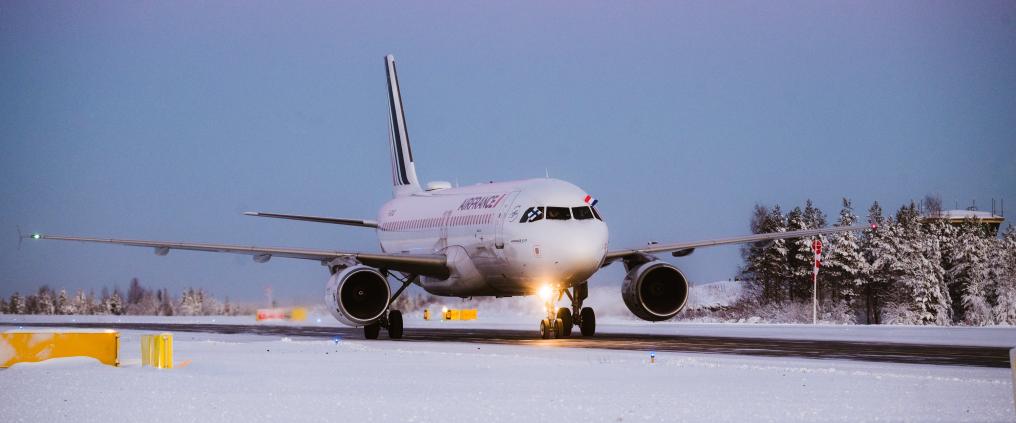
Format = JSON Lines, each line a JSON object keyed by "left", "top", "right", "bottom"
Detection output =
{"left": 16, "top": 226, "right": 42, "bottom": 250}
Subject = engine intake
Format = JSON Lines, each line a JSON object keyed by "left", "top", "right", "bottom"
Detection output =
{"left": 621, "top": 261, "right": 689, "bottom": 321}
{"left": 325, "top": 265, "right": 391, "bottom": 326}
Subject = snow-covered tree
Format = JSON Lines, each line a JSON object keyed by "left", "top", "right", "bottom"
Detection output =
{"left": 157, "top": 288, "right": 174, "bottom": 316}
{"left": 0, "top": 297, "right": 7, "bottom": 314}
{"left": 70, "top": 290, "right": 88, "bottom": 315}
{"left": 56, "top": 289, "right": 75, "bottom": 315}
{"left": 741, "top": 205, "right": 776, "bottom": 302}
{"left": 102, "top": 288, "right": 125, "bottom": 315}
{"left": 178, "top": 288, "right": 203, "bottom": 316}
{"left": 877, "top": 203, "right": 950, "bottom": 325}
{"left": 127, "top": 278, "right": 146, "bottom": 306}
{"left": 740, "top": 205, "right": 790, "bottom": 304}
{"left": 859, "top": 201, "right": 891, "bottom": 323}
{"left": 785, "top": 206, "right": 814, "bottom": 302}
{"left": 947, "top": 222, "right": 994, "bottom": 324}
{"left": 35, "top": 286, "right": 56, "bottom": 315}
{"left": 823, "top": 198, "right": 867, "bottom": 310}
{"left": 993, "top": 226, "right": 1016, "bottom": 324}
{"left": 8, "top": 293, "right": 25, "bottom": 314}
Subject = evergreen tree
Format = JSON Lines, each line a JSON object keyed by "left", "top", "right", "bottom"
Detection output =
{"left": 71, "top": 290, "right": 89, "bottom": 315}
{"left": 56, "top": 289, "right": 73, "bottom": 315}
{"left": 36, "top": 286, "right": 56, "bottom": 315}
{"left": 8, "top": 292, "right": 25, "bottom": 314}
{"left": 158, "top": 288, "right": 174, "bottom": 316}
{"left": 948, "top": 222, "right": 994, "bottom": 324}
{"left": 823, "top": 198, "right": 867, "bottom": 312}
{"left": 103, "top": 288, "right": 125, "bottom": 315}
{"left": 0, "top": 297, "right": 7, "bottom": 314}
{"left": 860, "top": 201, "right": 888, "bottom": 323}
{"left": 127, "top": 278, "right": 146, "bottom": 306}
{"left": 741, "top": 204, "right": 773, "bottom": 302}
{"left": 179, "top": 288, "right": 202, "bottom": 316}
{"left": 24, "top": 293, "right": 39, "bottom": 314}
{"left": 753, "top": 205, "right": 790, "bottom": 304}
{"left": 785, "top": 206, "right": 813, "bottom": 302}
{"left": 84, "top": 291, "right": 98, "bottom": 314}
{"left": 993, "top": 226, "right": 1016, "bottom": 324}
{"left": 878, "top": 203, "right": 950, "bottom": 325}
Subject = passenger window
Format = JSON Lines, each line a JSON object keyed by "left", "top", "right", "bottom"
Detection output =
{"left": 591, "top": 207, "right": 602, "bottom": 221}
{"left": 572, "top": 206, "right": 594, "bottom": 220}
{"left": 546, "top": 207, "right": 571, "bottom": 220}
{"left": 519, "top": 207, "right": 545, "bottom": 223}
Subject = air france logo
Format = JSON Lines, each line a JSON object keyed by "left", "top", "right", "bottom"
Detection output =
{"left": 458, "top": 194, "right": 506, "bottom": 211}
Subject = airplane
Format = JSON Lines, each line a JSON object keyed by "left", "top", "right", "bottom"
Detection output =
{"left": 24, "top": 55, "right": 869, "bottom": 340}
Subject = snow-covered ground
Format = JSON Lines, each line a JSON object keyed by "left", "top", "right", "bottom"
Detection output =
{"left": 1, "top": 326, "right": 1012, "bottom": 422}
{"left": 5, "top": 313, "right": 1016, "bottom": 347}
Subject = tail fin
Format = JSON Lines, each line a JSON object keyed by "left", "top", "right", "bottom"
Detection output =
{"left": 385, "top": 55, "right": 421, "bottom": 197}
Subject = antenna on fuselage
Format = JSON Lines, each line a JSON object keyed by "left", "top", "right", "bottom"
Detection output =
{"left": 545, "top": 168, "right": 550, "bottom": 178}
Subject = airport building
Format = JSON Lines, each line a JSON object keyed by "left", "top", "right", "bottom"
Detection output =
{"left": 920, "top": 208, "right": 1006, "bottom": 235}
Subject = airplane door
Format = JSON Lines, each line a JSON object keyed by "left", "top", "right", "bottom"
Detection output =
{"left": 494, "top": 191, "right": 520, "bottom": 250}
{"left": 435, "top": 210, "right": 452, "bottom": 251}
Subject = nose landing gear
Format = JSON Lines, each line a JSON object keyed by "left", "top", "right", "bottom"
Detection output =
{"left": 537, "top": 282, "right": 595, "bottom": 338}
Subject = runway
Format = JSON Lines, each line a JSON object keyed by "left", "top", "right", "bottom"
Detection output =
{"left": 6, "top": 321, "right": 1010, "bottom": 368}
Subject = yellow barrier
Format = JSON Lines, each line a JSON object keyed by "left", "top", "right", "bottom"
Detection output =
{"left": 141, "top": 333, "right": 174, "bottom": 369}
{"left": 0, "top": 331, "right": 120, "bottom": 368}
{"left": 256, "top": 307, "right": 308, "bottom": 322}
{"left": 442, "top": 309, "right": 478, "bottom": 321}
{"left": 423, "top": 309, "right": 431, "bottom": 320}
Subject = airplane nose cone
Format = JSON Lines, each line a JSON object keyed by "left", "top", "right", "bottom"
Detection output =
{"left": 533, "top": 222, "right": 608, "bottom": 285}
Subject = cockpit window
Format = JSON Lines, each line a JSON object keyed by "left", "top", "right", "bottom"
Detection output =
{"left": 591, "top": 207, "right": 602, "bottom": 221}
{"left": 519, "top": 207, "right": 544, "bottom": 223}
{"left": 546, "top": 207, "right": 571, "bottom": 220}
{"left": 572, "top": 206, "right": 595, "bottom": 220}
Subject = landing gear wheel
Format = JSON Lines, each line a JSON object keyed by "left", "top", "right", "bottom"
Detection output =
{"left": 553, "top": 318, "right": 564, "bottom": 338}
{"left": 580, "top": 307, "right": 596, "bottom": 337}
{"left": 539, "top": 319, "right": 552, "bottom": 339}
{"left": 364, "top": 322, "right": 380, "bottom": 340}
{"left": 557, "top": 307, "right": 573, "bottom": 337}
{"left": 387, "top": 310, "right": 403, "bottom": 340}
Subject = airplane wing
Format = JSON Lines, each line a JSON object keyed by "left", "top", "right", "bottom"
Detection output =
{"left": 243, "top": 211, "right": 378, "bottom": 228}
{"left": 25, "top": 233, "right": 448, "bottom": 278}
{"left": 603, "top": 224, "right": 872, "bottom": 265}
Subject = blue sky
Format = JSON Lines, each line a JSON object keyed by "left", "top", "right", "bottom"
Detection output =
{"left": 2, "top": 1, "right": 1014, "bottom": 302}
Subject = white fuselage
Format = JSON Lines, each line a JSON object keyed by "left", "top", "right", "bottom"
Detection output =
{"left": 376, "top": 178, "right": 608, "bottom": 297}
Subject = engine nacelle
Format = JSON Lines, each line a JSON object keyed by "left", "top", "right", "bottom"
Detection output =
{"left": 621, "top": 261, "right": 690, "bottom": 321}
{"left": 324, "top": 265, "right": 391, "bottom": 327}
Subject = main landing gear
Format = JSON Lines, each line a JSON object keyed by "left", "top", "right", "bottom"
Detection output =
{"left": 365, "top": 309, "right": 404, "bottom": 340}
{"left": 539, "top": 282, "right": 595, "bottom": 339}
{"left": 364, "top": 272, "right": 414, "bottom": 340}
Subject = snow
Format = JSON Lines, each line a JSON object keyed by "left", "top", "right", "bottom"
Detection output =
{"left": 0, "top": 325, "right": 1012, "bottom": 422}
{"left": 684, "top": 280, "right": 743, "bottom": 309}
{"left": 5, "top": 313, "right": 1016, "bottom": 347}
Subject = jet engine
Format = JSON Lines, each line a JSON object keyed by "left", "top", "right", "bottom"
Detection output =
{"left": 621, "top": 260, "right": 689, "bottom": 321}
{"left": 324, "top": 265, "right": 391, "bottom": 326}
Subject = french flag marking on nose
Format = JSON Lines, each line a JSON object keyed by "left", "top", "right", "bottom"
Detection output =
{"left": 584, "top": 195, "right": 598, "bottom": 206}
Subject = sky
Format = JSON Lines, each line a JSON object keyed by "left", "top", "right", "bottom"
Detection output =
{"left": 2, "top": 1, "right": 1014, "bottom": 303}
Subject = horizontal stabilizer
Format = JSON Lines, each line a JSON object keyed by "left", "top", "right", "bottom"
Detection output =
{"left": 243, "top": 212, "right": 378, "bottom": 228}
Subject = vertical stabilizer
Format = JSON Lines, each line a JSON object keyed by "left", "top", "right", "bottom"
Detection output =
{"left": 385, "top": 55, "right": 422, "bottom": 197}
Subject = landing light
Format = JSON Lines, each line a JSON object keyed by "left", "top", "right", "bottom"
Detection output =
{"left": 31, "top": 233, "right": 41, "bottom": 239}
{"left": 538, "top": 285, "right": 553, "bottom": 302}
